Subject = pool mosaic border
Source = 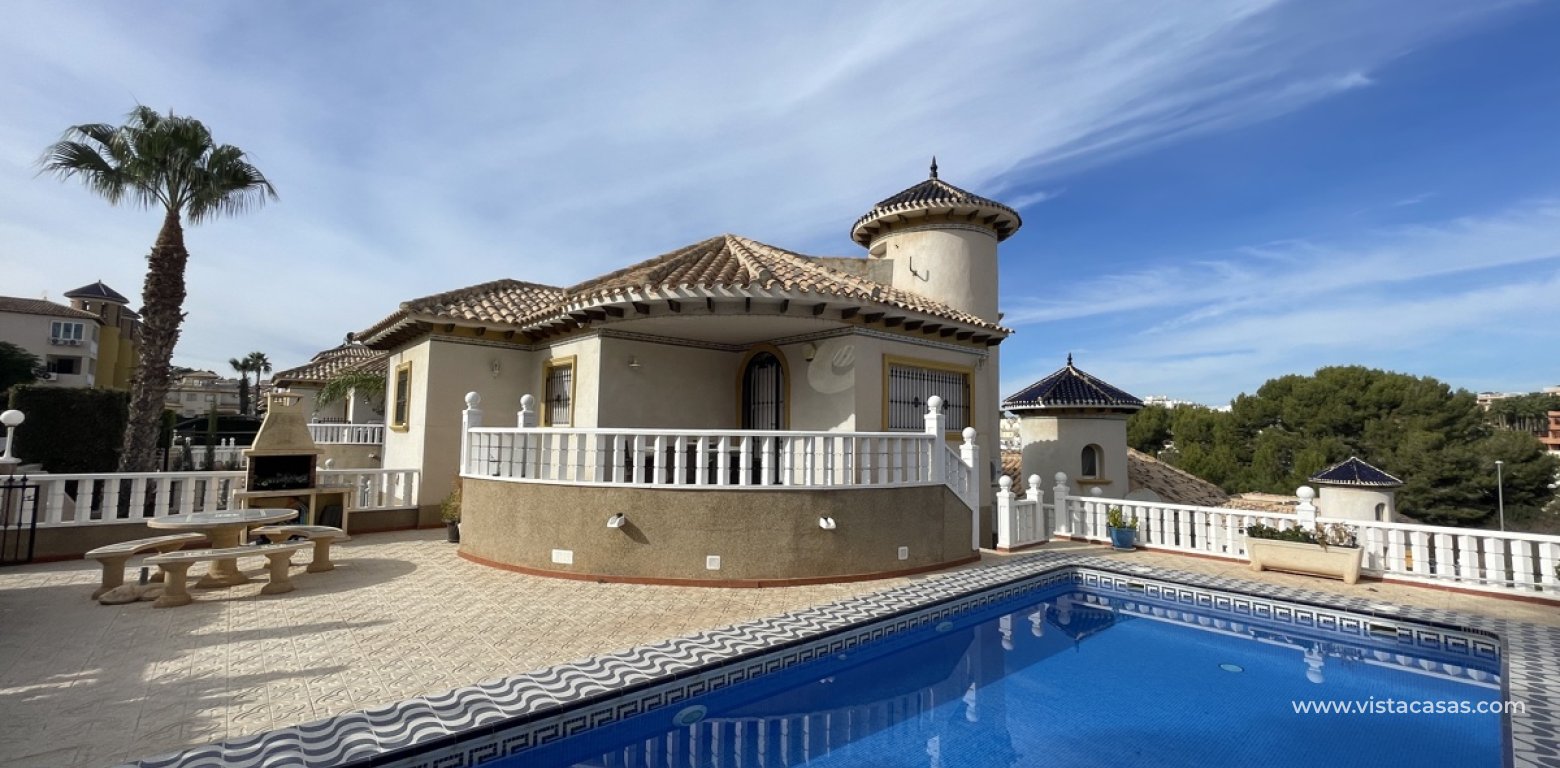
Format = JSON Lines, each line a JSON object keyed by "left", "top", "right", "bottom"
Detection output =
{"left": 124, "top": 551, "right": 1560, "bottom": 768}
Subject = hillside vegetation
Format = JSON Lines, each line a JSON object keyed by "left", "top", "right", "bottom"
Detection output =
{"left": 1127, "top": 366, "right": 1559, "bottom": 528}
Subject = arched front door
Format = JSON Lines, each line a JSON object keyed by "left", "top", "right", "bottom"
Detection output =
{"left": 741, "top": 351, "right": 786, "bottom": 430}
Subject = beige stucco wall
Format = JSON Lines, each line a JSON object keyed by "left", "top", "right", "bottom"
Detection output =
{"left": 0, "top": 311, "right": 97, "bottom": 388}
{"left": 460, "top": 479, "right": 974, "bottom": 583}
{"left": 320, "top": 443, "right": 380, "bottom": 469}
{"left": 873, "top": 227, "right": 999, "bottom": 323}
{"left": 1317, "top": 486, "right": 1398, "bottom": 523}
{"left": 1018, "top": 412, "right": 1132, "bottom": 499}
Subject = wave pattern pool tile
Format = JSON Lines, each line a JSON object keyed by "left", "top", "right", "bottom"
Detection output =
{"left": 121, "top": 548, "right": 1560, "bottom": 768}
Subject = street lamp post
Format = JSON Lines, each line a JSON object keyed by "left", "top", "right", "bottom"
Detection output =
{"left": 1494, "top": 460, "right": 1505, "bottom": 533}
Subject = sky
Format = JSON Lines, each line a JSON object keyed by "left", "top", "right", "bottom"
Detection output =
{"left": 1, "top": 0, "right": 1557, "bottom": 407}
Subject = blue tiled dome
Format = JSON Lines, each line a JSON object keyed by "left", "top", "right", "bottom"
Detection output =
{"left": 1002, "top": 356, "right": 1142, "bottom": 411}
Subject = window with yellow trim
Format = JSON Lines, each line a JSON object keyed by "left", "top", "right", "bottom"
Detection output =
{"left": 544, "top": 360, "right": 575, "bottom": 426}
{"left": 391, "top": 362, "right": 412, "bottom": 430}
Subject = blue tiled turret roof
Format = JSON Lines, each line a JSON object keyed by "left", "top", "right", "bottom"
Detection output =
{"left": 63, "top": 280, "right": 129, "bottom": 304}
{"left": 1308, "top": 456, "right": 1404, "bottom": 487}
{"left": 1001, "top": 355, "right": 1143, "bottom": 411}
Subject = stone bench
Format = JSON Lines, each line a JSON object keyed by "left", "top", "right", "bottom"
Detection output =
{"left": 84, "top": 533, "right": 209, "bottom": 599}
{"left": 145, "top": 543, "right": 312, "bottom": 608}
{"left": 251, "top": 525, "right": 348, "bottom": 573}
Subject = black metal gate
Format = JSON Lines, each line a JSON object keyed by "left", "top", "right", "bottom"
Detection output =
{"left": 1, "top": 475, "right": 39, "bottom": 565}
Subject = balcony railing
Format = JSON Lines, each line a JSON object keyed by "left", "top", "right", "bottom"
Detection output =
{"left": 308, "top": 423, "right": 385, "bottom": 445}
{"left": 459, "top": 392, "right": 981, "bottom": 512}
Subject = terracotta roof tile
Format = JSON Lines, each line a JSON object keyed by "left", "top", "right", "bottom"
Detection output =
{"left": 359, "top": 279, "right": 563, "bottom": 346}
{"left": 0, "top": 296, "right": 100, "bottom": 321}
{"left": 525, "top": 234, "right": 1007, "bottom": 332}
{"left": 273, "top": 342, "right": 388, "bottom": 384}
{"left": 1126, "top": 448, "right": 1230, "bottom": 506}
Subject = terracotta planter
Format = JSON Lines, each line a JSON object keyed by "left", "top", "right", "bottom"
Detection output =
{"left": 1247, "top": 538, "right": 1362, "bottom": 584}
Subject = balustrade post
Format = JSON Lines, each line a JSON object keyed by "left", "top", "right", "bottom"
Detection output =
{"left": 1295, "top": 486, "right": 1317, "bottom": 528}
{"left": 925, "top": 396, "right": 946, "bottom": 484}
{"left": 1026, "top": 474, "right": 1046, "bottom": 543}
{"left": 461, "top": 392, "right": 483, "bottom": 476}
{"left": 960, "top": 427, "right": 981, "bottom": 551}
{"left": 1054, "top": 472, "right": 1073, "bottom": 537}
{"left": 996, "top": 476, "right": 1015, "bottom": 549}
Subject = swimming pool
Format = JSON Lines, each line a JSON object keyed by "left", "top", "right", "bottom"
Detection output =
{"left": 494, "top": 576, "right": 1504, "bottom": 767}
{"left": 130, "top": 553, "right": 1559, "bottom": 768}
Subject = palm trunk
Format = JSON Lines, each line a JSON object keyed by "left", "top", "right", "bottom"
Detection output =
{"left": 118, "top": 209, "right": 188, "bottom": 472}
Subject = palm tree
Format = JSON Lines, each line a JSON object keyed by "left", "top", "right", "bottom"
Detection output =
{"left": 41, "top": 106, "right": 276, "bottom": 471}
{"left": 228, "top": 356, "right": 253, "bottom": 416}
{"left": 244, "top": 351, "right": 272, "bottom": 414}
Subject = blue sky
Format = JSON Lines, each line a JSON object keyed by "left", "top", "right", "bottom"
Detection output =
{"left": 1, "top": 0, "right": 1556, "bottom": 406}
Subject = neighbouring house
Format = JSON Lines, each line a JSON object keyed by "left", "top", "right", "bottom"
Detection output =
{"left": 0, "top": 281, "right": 140, "bottom": 389}
{"left": 1541, "top": 410, "right": 1560, "bottom": 454}
{"left": 359, "top": 164, "right": 1016, "bottom": 581}
{"left": 164, "top": 369, "right": 245, "bottom": 417}
{"left": 270, "top": 340, "right": 389, "bottom": 468}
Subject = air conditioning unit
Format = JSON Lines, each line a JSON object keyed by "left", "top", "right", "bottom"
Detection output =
{"left": 63, "top": 338, "right": 80, "bottom": 346}
{"left": 38, "top": 372, "right": 57, "bottom": 381}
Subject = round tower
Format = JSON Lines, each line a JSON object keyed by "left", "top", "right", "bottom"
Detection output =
{"left": 850, "top": 159, "right": 1021, "bottom": 324}
{"left": 1002, "top": 356, "right": 1143, "bottom": 499}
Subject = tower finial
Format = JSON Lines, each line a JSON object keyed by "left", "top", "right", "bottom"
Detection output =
{"left": 1066, "top": 353, "right": 1073, "bottom": 367}
{"left": 929, "top": 156, "right": 938, "bottom": 179}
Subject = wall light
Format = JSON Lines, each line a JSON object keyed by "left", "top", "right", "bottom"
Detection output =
{"left": 490, "top": 359, "right": 502, "bottom": 378}
{"left": 818, "top": 516, "right": 837, "bottom": 530}
{"left": 607, "top": 513, "right": 627, "bottom": 529}
{"left": 803, "top": 343, "right": 818, "bottom": 362}
{"left": 627, "top": 356, "right": 642, "bottom": 369}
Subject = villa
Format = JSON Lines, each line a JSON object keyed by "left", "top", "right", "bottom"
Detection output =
{"left": 0, "top": 165, "right": 1557, "bottom": 768}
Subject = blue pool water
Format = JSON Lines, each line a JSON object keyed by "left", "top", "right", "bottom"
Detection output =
{"left": 495, "top": 581, "right": 1504, "bottom": 767}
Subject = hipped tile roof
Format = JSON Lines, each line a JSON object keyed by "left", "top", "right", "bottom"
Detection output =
{"left": 359, "top": 279, "right": 564, "bottom": 346}
{"left": 1002, "top": 357, "right": 1142, "bottom": 411}
{"left": 1309, "top": 456, "right": 1404, "bottom": 487}
{"left": 272, "top": 342, "right": 389, "bottom": 385}
{"left": 360, "top": 234, "right": 1007, "bottom": 346}
{"left": 519, "top": 234, "right": 1006, "bottom": 332}
{"left": 1126, "top": 448, "right": 1230, "bottom": 506}
{"left": 0, "top": 296, "right": 100, "bottom": 321}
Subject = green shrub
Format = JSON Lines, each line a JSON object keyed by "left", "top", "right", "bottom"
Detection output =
{"left": 7, "top": 385, "right": 129, "bottom": 472}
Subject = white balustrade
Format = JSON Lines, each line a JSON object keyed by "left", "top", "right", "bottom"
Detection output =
{"left": 23, "top": 466, "right": 421, "bottom": 527}
{"left": 1053, "top": 489, "right": 1560, "bottom": 599}
{"left": 995, "top": 474, "right": 1047, "bottom": 550}
{"left": 460, "top": 394, "right": 980, "bottom": 512}
{"left": 30, "top": 471, "right": 244, "bottom": 527}
{"left": 308, "top": 422, "right": 385, "bottom": 445}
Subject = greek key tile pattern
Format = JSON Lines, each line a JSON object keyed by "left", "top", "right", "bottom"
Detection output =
{"left": 121, "top": 550, "right": 1560, "bottom": 768}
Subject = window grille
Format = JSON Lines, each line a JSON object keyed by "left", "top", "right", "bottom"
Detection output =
{"left": 741, "top": 353, "right": 784, "bottom": 430}
{"left": 545, "top": 363, "right": 574, "bottom": 426}
{"left": 888, "top": 363, "right": 969, "bottom": 431}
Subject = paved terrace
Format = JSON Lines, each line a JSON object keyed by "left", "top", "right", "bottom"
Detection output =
{"left": 1, "top": 530, "right": 1555, "bottom": 768}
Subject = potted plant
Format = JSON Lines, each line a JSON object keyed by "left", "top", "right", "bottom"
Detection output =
{"left": 1244, "top": 522, "right": 1362, "bottom": 584}
{"left": 440, "top": 478, "right": 462, "bottom": 544}
{"left": 1105, "top": 506, "right": 1138, "bottom": 551}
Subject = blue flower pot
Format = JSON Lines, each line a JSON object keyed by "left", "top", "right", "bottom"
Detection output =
{"left": 1108, "top": 526, "right": 1136, "bottom": 551}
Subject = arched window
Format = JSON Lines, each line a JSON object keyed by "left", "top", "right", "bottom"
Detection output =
{"left": 1374, "top": 503, "right": 1386, "bottom": 522}
{"left": 1081, "top": 444, "right": 1102, "bottom": 478}
{"left": 741, "top": 351, "right": 785, "bottom": 430}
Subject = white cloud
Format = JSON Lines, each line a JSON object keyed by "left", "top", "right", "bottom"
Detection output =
{"left": 0, "top": 0, "right": 1530, "bottom": 374}
{"left": 999, "top": 200, "right": 1560, "bottom": 405}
